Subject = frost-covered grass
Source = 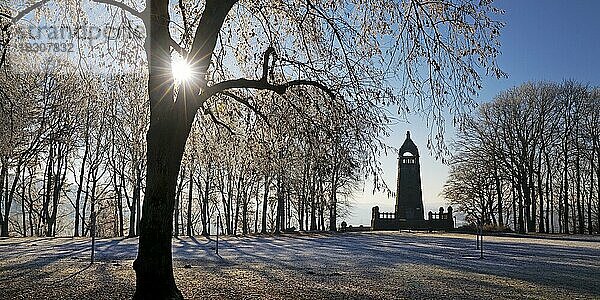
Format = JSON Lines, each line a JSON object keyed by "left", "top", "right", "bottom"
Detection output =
{"left": 0, "top": 232, "right": 598, "bottom": 299}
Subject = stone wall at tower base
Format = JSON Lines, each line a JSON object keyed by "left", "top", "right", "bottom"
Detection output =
{"left": 371, "top": 206, "right": 455, "bottom": 231}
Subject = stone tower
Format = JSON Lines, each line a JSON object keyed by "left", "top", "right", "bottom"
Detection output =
{"left": 395, "top": 131, "right": 424, "bottom": 220}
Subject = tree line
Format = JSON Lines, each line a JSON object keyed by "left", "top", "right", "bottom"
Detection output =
{"left": 444, "top": 81, "right": 599, "bottom": 234}
{"left": 0, "top": 55, "right": 382, "bottom": 238}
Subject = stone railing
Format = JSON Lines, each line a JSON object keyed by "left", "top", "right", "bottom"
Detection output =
{"left": 428, "top": 206, "right": 453, "bottom": 221}
{"left": 371, "top": 205, "right": 454, "bottom": 231}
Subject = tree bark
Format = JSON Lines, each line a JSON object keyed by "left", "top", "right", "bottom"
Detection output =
{"left": 310, "top": 171, "right": 317, "bottom": 231}
{"left": 494, "top": 165, "right": 503, "bottom": 227}
{"left": 275, "top": 175, "right": 282, "bottom": 234}
{"left": 21, "top": 169, "right": 26, "bottom": 236}
{"left": 27, "top": 167, "right": 34, "bottom": 236}
{"left": 329, "top": 157, "right": 338, "bottom": 231}
{"left": 562, "top": 142, "right": 570, "bottom": 234}
{"left": 201, "top": 170, "right": 210, "bottom": 236}
{"left": 2, "top": 164, "right": 21, "bottom": 237}
{"left": 174, "top": 167, "right": 185, "bottom": 237}
{"left": 0, "top": 161, "right": 6, "bottom": 236}
{"left": 517, "top": 182, "right": 525, "bottom": 234}
{"left": 127, "top": 170, "right": 141, "bottom": 237}
{"left": 132, "top": 1, "right": 187, "bottom": 297}
{"left": 544, "top": 150, "right": 552, "bottom": 233}
{"left": 254, "top": 180, "right": 259, "bottom": 233}
{"left": 511, "top": 180, "right": 517, "bottom": 231}
{"left": 596, "top": 148, "right": 600, "bottom": 234}
{"left": 537, "top": 153, "right": 544, "bottom": 233}
{"left": 75, "top": 113, "right": 90, "bottom": 237}
{"left": 261, "top": 176, "right": 270, "bottom": 234}
{"left": 133, "top": 0, "right": 237, "bottom": 296}
{"left": 187, "top": 166, "right": 193, "bottom": 236}
{"left": 132, "top": 105, "right": 190, "bottom": 299}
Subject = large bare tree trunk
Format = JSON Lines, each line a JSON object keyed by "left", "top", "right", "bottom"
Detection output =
{"left": 132, "top": 105, "right": 190, "bottom": 299}
{"left": 133, "top": 0, "right": 236, "bottom": 295}
{"left": 132, "top": 1, "right": 187, "bottom": 297}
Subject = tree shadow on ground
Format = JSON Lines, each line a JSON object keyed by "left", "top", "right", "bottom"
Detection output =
{"left": 1, "top": 232, "right": 598, "bottom": 298}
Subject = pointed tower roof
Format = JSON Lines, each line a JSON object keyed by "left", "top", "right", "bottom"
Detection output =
{"left": 399, "top": 131, "right": 419, "bottom": 157}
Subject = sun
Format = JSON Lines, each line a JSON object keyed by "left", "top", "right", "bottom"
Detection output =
{"left": 171, "top": 56, "right": 193, "bottom": 83}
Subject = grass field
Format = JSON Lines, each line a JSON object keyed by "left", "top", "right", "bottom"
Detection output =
{"left": 0, "top": 232, "right": 598, "bottom": 299}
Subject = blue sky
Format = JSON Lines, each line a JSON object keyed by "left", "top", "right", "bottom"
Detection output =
{"left": 479, "top": 0, "right": 600, "bottom": 99}
{"left": 347, "top": 0, "right": 600, "bottom": 226}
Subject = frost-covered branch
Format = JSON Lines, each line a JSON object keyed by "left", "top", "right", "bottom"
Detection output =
{"left": 198, "top": 47, "right": 336, "bottom": 106}
{"left": 91, "top": 0, "right": 144, "bottom": 20}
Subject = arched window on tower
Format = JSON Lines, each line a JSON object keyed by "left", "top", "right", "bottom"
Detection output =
{"left": 402, "top": 152, "right": 416, "bottom": 164}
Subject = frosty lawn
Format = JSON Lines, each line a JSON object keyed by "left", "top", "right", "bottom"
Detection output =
{"left": 0, "top": 232, "right": 598, "bottom": 299}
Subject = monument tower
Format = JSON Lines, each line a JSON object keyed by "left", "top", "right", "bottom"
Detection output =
{"left": 371, "top": 131, "right": 453, "bottom": 231}
{"left": 395, "top": 131, "right": 424, "bottom": 220}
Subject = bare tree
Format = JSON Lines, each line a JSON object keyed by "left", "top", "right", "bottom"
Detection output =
{"left": 445, "top": 81, "right": 599, "bottom": 234}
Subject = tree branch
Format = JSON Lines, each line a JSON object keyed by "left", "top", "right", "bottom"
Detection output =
{"left": 262, "top": 46, "right": 275, "bottom": 81}
{"left": 197, "top": 47, "right": 336, "bottom": 106}
{"left": 92, "top": 0, "right": 144, "bottom": 20}
{"left": 189, "top": 0, "right": 237, "bottom": 87}
{"left": 0, "top": 0, "right": 52, "bottom": 68}
{"left": 219, "top": 91, "right": 270, "bottom": 126}
{"left": 203, "top": 77, "right": 335, "bottom": 101}
{"left": 9, "top": 0, "right": 51, "bottom": 23}
{"left": 178, "top": 0, "right": 189, "bottom": 43}
{"left": 204, "top": 108, "right": 235, "bottom": 135}
{"left": 1, "top": 0, "right": 51, "bottom": 33}
{"left": 170, "top": 37, "right": 188, "bottom": 57}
